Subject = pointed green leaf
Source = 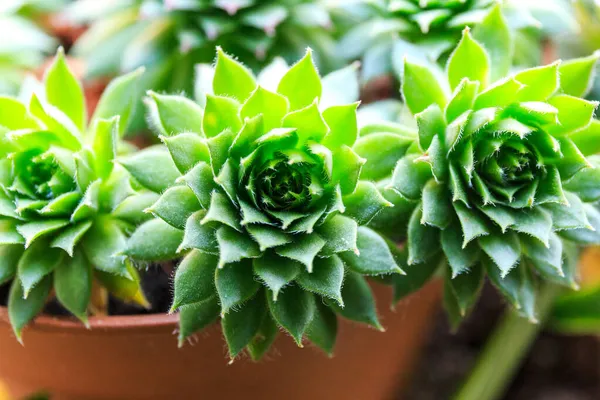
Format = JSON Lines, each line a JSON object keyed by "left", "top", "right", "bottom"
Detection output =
{"left": 17, "top": 220, "right": 69, "bottom": 248}
{"left": 402, "top": 58, "right": 447, "bottom": 115}
{"left": 416, "top": 104, "right": 445, "bottom": 151}
{"left": 342, "top": 181, "right": 393, "bottom": 225}
{"left": 179, "top": 210, "right": 218, "bottom": 254}
{"left": 268, "top": 283, "right": 315, "bottom": 346}
{"left": 444, "top": 263, "right": 484, "bottom": 327}
{"left": 50, "top": 220, "right": 93, "bottom": 257}
{"left": 216, "top": 259, "right": 260, "bottom": 314}
{"left": 91, "top": 117, "right": 118, "bottom": 179}
{"left": 213, "top": 47, "right": 257, "bottom": 103}
{"left": 122, "top": 218, "right": 183, "bottom": 262}
{"left": 246, "top": 225, "right": 292, "bottom": 252}
{"left": 421, "top": 179, "right": 452, "bottom": 229}
{"left": 276, "top": 234, "right": 326, "bottom": 273}
{"left": 147, "top": 185, "right": 200, "bottom": 230}
{"left": 146, "top": 92, "right": 204, "bottom": 137}
{"left": 558, "top": 52, "right": 600, "bottom": 98}
{"left": 341, "top": 226, "right": 403, "bottom": 275}
{"left": 216, "top": 226, "right": 260, "bottom": 268}
{"left": 446, "top": 79, "right": 479, "bottom": 123}
{"left": 407, "top": 206, "right": 440, "bottom": 265}
{"left": 8, "top": 275, "right": 51, "bottom": 342}
{"left": 253, "top": 252, "right": 301, "bottom": 301}
{"left": 247, "top": 313, "right": 278, "bottom": 361}
{"left": 119, "top": 147, "right": 180, "bottom": 193}
{"left": 18, "top": 242, "right": 63, "bottom": 298}
{"left": 172, "top": 250, "right": 218, "bottom": 311}
{"left": 112, "top": 192, "right": 159, "bottom": 225}
{"left": 472, "top": 4, "right": 512, "bottom": 82}
{"left": 240, "top": 86, "right": 288, "bottom": 131}
{"left": 178, "top": 295, "right": 220, "bottom": 347}
{"left": 447, "top": 28, "right": 490, "bottom": 90}
{"left": 306, "top": 301, "right": 338, "bottom": 356}
{"left": 45, "top": 48, "right": 86, "bottom": 132}
{"left": 277, "top": 49, "right": 322, "bottom": 111}
{"left": 222, "top": 294, "right": 264, "bottom": 358}
{"left": 54, "top": 250, "right": 91, "bottom": 325}
{"left": 297, "top": 255, "right": 344, "bottom": 306}
{"left": 441, "top": 222, "right": 479, "bottom": 278}
{"left": 479, "top": 232, "right": 522, "bottom": 278}
{"left": 510, "top": 207, "right": 553, "bottom": 247}
{"left": 329, "top": 271, "right": 382, "bottom": 330}
{"left": 388, "top": 154, "right": 433, "bottom": 200}
{"left": 203, "top": 95, "right": 242, "bottom": 138}
{"left": 515, "top": 62, "right": 559, "bottom": 101}
{"left": 316, "top": 215, "right": 358, "bottom": 256}
{"left": 322, "top": 103, "right": 359, "bottom": 149}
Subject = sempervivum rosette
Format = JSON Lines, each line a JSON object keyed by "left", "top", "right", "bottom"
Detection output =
{"left": 0, "top": 50, "right": 149, "bottom": 340}
{"left": 364, "top": 25, "right": 600, "bottom": 325}
{"left": 336, "top": 1, "right": 547, "bottom": 82}
{"left": 121, "top": 49, "right": 402, "bottom": 359}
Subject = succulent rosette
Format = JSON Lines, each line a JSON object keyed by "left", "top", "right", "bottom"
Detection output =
{"left": 62, "top": 0, "right": 343, "bottom": 132}
{"left": 336, "top": 0, "right": 553, "bottom": 82}
{"left": 361, "top": 21, "right": 600, "bottom": 325}
{"left": 0, "top": 50, "right": 150, "bottom": 340}
{"left": 121, "top": 49, "right": 402, "bottom": 359}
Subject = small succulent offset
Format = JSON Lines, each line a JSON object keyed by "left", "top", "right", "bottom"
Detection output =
{"left": 121, "top": 49, "right": 403, "bottom": 359}
{"left": 336, "top": 1, "right": 547, "bottom": 82}
{"left": 0, "top": 50, "right": 149, "bottom": 341}
{"left": 365, "top": 16, "right": 600, "bottom": 325}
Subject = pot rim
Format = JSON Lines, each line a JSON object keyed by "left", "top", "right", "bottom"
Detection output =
{"left": 0, "top": 305, "right": 178, "bottom": 332}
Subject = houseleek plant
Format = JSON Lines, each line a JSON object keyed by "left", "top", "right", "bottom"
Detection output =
{"left": 357, "top": 4, "right": 600, "bottom": 326}
{"left": 0, "top": 49, "right": 150, "bottom": 341}
{"left": 121, "top": 48, "right": 403, "bottom": 360}
{"left": 336, "top": 0, "right": 568, "bottom": 82}
{"left": 61, "top": 0, "right": 344, "bottom": 132}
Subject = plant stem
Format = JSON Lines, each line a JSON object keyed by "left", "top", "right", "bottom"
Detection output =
{"left": 453, "top": 283, "right": 561, "bottom": 400}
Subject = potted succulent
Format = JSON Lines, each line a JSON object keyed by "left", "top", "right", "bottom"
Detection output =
{"left": 0, "top": 48, "right": 442, "bottom": 400}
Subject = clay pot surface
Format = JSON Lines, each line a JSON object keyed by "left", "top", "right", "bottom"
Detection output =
{"left": 0, "top": 281, "right": 441, "bottom": 400}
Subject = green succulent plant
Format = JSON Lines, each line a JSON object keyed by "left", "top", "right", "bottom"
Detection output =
{"left": 121, "top": 49, "right": 403, "bottom": 359}
{"left": 0, "top": 0, "right": 63, "bottom": 95}
{"left": 0, "top": 50, "right": 151, "bottom": 341}
{"left": 62, "top": 0, "right": 343, "bottom": 132}
{"left": 358, "top": 13, "right": 600, "bottom": 326}
{"left": 335, "top": 0, "right": 562, "bottom": 82}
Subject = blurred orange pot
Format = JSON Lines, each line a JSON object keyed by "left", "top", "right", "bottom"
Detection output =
{"left": 0, "top": 281, "right": 441, "bottom": 400}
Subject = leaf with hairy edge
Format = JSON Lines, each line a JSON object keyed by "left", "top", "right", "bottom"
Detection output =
{"left": 216, "top": 226, "right": 260, "bottom": 268}
{"left": 179, "top": 162, "right": 216, "bottom": 209}
{"left": 454, "top": 203, "right": 489, "bottom": 247}
{"left": 486, "top": 260, "right": 537, "bottom": 321}
{"left": 402, "top": 58, "right": 447, "bottom": 115}
{"left": 213, "top": 48, "right": 257, "bottom": 103}
{"left": 558, "top": 53, "right": 600, "bottom": 98}
{"left": 8, "top": 276, "right": 51, "bottom": 342}
{"left": 342, "top": 181, "right": 393, "bottom": 225}
{"left": 17, "top": 220, "right": 69, "bottom": 248}
{"left": 322, "top": 103, "right": 359, "bottom": 149}
{"left": 390, "top": 243, "right": 440, "bottom": 302}
{"left": 122, "top": 218, "right": 183, "bottom": 262}
{"left": 408, "top": 207, "right": 440, "bottom": 265}
{"left": 248, "top": 313, "right": 279, "bottom": 361}
{"left": 202, "top": 192, "right": 242, "bottom": 232}
{"left": 178, "top": 210, "right": 218, "bottom": 254}
{"left": 178, "top": 296, "right": 220, "bottom": 347}
{"left": 510, "top": 208, "right": 553, "bottom": 247}
{"left": 277, "top": 50, "right": 321, "bottom": 111}
{"left": 172, "top": 250, "right": 218, "bottom": 312}
{"left": 268, "top": 284, "right": 315, "bottom": 346}
{"left": 421, "top": 179, "right": 452, "bottom": 229}
{"left": 112, "top": 192, "right": 159, "bottom": 225}
{"left": 54, "top": 250, "right": 91, "bottom": 325}
{"left": 203, "top": 96, "right": 242, "bottom": 138}
{"left": 329, "top": 271, "right": 382, "bottom": 330}
{"left": 522, "top": 233, "right": 564, "bottom": 278}
{"left": 441, "top": 224, "right": 479, "bottom": 278}
{"left": 91, "top": 117, "right": 118, "bottom": 180}
{"left": 0, "top": 245, "right": 21, "bottom": 285}
{"left": 276, "top": 234, "right": 325, "bottom": 273}
{"left": 147, "top": 185, "right": 200, "bottom": 230}
{"left": 341, "top": 226, "right": 404, "bottom": 275}
{"left": 306, "top": 301, "right": 338, "bottom": 356}
{"left": 50, "top": 221, "right": 93, "bottom": 257}
{"left": 17, "top": 242, "right": 63, "bottom": 297}
{"left": 241, "top": 87, "right": 288, "bottom": 132}
{"left": 447, "top": 28, "right": 489, "bottom": 90}
{"left": 416, "top": 104, "right": 445, "bottom": 151}
{"left": 479, "top": 232, "right": 521, "bottom": 278}
{"left": 472, "top": 4, "right": 512, "bottom": 82}
{"left": 216, "top": 259, "right": 260, "bottom": 315}
{"left": 92, "top": 67, "right": 144, "bottom": 137}
{"left": 222, "top": 294, "right": 264, "bottom": 358}
{"left": 119, "top": 147, "right": 180, "bottom": 193}
{"left": 146, "top": 92, "right": 204, "bottom": 137}
{"left": 444, "top": 263, "right": 484, "bottom": 326}
{"left": 44, "top": 48, "right": 86, "bottom": 132}
{"left": 162, "top": 133, "right": 210, "bottom": 174}
{"left": 388, "top": 154, "right": 432, "bottom": 200}
{"left": 316, "top": 215, "right": 358, "bottom": 256}
{"left": 253, "top": 252, "right": 300, "bottom": 301}
{"left": 297, "top": 255, "right": 344, "bottom": 306}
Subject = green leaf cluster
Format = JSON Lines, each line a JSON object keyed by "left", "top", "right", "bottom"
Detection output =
{"left": 122, "top": 49, "right": 403, "bottom": 359}
{"left": 0, "top": 49, "right": 149, "bottom": 341}
{"left": 62, "top": 0, "right": 344, "bottom": 132}
{"left": 336, "top": 0, "right": 553, "bottom": 82}
{"left": 365, "top": 27, "right": 600, "bottom": 326}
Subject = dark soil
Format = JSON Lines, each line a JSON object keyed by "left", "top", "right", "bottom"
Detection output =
{"left": 0, "top": 264, "right": 174, "bottom": 316}
{"left": 404, "top": 283, "right": 600, "bottom": 400}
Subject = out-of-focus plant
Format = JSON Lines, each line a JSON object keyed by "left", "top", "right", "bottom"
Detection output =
{"left": 335, "top": 0, "right": 575, "bottom": 83}
{"left": 357, "top": 5, "right": 600, "bottom": 325}
{"left": 0, "top": 0, "right": 67, "bottom": 95}
{"left": 0, "top": 49, "right": 151, "bottom": 341}
{"left": 120, "top": 48, "right": 405, "bottom": 359}
{"left": 61, "top": 0, "right": 345, "bottom": 133}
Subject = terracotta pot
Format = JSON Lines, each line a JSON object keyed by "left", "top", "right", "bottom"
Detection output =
{"left": 0, "top": 281, "right": 441, "bottom": 400}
